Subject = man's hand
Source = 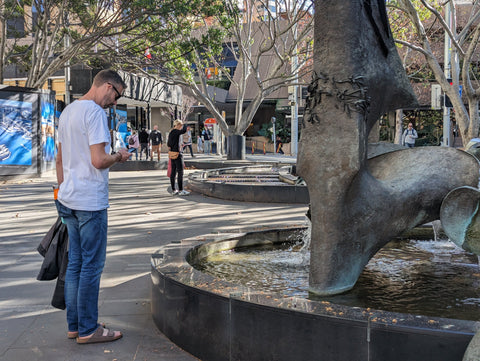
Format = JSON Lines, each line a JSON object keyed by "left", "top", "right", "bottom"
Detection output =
{"left": 91, "top": 143, "right": 131, "bottom": 169}
{"left": 116, "top": 148, "right": 131, "bottom": 163}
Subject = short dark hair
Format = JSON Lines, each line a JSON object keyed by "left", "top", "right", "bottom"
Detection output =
{"left": 93, "top": 69, "right": 127, "bottom": 89}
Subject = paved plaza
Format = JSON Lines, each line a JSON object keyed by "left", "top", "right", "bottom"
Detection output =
{"left": 0, "top": 155, "right": 307, "bottom": 361}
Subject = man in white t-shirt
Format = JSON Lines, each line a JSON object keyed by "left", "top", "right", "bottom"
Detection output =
{"left": 55, "top": 69, "right": 129, "bottom": 344}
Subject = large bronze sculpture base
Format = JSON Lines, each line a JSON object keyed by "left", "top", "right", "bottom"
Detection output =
{"left": 298, "top": 1, "right": 480, "bottom": 295}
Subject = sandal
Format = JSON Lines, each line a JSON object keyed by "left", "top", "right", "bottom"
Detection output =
{"left": 67, "top": 322, "right": 106, "bottom": 339}
{"left": 76, "top": 326, "right": 122, "bottom": 344}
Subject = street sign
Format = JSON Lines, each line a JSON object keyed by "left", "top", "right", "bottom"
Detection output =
{"left": 431, "top": 84, "right": 442, "bottom": 110}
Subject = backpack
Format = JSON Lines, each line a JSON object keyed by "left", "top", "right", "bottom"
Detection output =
{"left": 128, "top": 136, "right": 134, "bottom": 145}
{"left": 203, "top": 129, "right": 211, "bottom": 140}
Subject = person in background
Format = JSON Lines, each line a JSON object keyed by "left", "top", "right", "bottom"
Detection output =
{"left": 126, "top": 129, "right": 140, "bottom": 160}
{"left": 276, "top": 135, "right": 284, "bottom": 154}
{"left": 202, "top": 126, "right": 212, "bottom": 155}
{"left": 114, "top": 130, "right": 125, "bottom": 151}
{"left": 402, "top": 123, "right": 418, "bottom": 148}
{"left": 197, "top": 134, "right": 203, "bottom": 153}
{"left": 181, "top": 125, "right": 195, "bottom": 157}
{"left": 138, "top": 127, "right": 149, "bottom": 160}
{"left": 124, "top": 128, "right": 132, "bottom": 150}
{"left": 167, "top": 120, "right": 189, "bottom": 196}
{"left": 55, "top": 69, "right": 129, "bottom": 344}
{"left": 149, "top": 125, "right": 163, "bottom": 161}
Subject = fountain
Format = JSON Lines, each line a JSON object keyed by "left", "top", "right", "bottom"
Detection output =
{"left": 194, "top": 233, "right": 480, "bottom": 321}
{"left": 151, "top": 1, "right": 480, "bottom": 359}
{"left": 187, "top": 165, "right": 309, "bottom": 203}
{"left": 151, "top": 226, "right": 480, "bottom": 361}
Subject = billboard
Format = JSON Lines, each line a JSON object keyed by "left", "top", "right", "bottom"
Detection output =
{"left": 0, "top": 98, "right": 33, "bottom": 166}
{"left": 40, "top": 94, "right": 56, "bottom": 169}
{"left": 0, "top": 87, "right": 56, "bottom": 176}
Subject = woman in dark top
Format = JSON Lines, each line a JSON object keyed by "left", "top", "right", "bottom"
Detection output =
{"left": 167, "top": 120, "right": 189, "bottom": 195}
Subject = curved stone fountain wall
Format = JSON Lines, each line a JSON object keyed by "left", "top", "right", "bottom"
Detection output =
{"left": 151, "top": 227, "right": 478, "bottom": 361}
{"left": 187, "top": 165, "right": 309, "bottom": 203}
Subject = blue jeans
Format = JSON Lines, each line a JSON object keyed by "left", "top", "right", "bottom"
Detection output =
{"left": 204, "top": 140, "right": 211, "bottom": 154}
{"left": 56, "top": 201, "right": 107, "bottom": 337}
{"left": 129, "top": 147, "right": 138, "bottom": 160}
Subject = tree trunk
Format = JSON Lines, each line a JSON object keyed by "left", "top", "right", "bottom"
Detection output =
{"left": 467, "top": 97, "right": 480, "bottom": 147}
{"left": 395, "top": 109, "right": 404, "bottom": 145}
{"left": 387, "top": 110, "right": 395, "bottom": 142}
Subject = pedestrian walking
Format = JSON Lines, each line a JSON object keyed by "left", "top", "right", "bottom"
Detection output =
{"left": 181, "top": 126, "right": 195, "bottom": 157}
{"left": 55, "top": 69, "right": 128, "bottom": 344}
{"left": 167, "top": 120, "right": 189, "bottom": 196}
{"left": 149, "top": 125, "right": 163, "bottom": 161}
{"left": 276, "top": 135, "right": 284, "bottom": 154}
{"left": 202, "top": 126, "right": 212, "bottom": 155}
{"left": 126, "top": 129, "right": 140, "bottom": 160}
{"left": 138, "top": 127, "right": 149, "bottom": 160}
{"left": 197, "top": 135, "right": 203, "bottom": 153}
{"left": 402, "top": 123, "right": 418, "bottom": 148}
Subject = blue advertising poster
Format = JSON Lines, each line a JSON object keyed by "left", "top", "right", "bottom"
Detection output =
{"left": 40, "top": 98, "right": 55, "bottom": 163}
{"left": 0, "top": 98, "right": 33, "bottom": 166}
{"left": 112, "top": 108, "right": 127, "bottom": 131}
{"left": 112, "top": 108, "right": 129, "bottom": 146}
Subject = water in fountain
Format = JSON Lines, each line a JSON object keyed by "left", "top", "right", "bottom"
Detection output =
{"left": 195, "top": 226, "right": 480, "bottom": 321}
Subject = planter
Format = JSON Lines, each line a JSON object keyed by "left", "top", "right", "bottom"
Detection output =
{"left": 227, "top": 135, "right": 246, "bottom": 160}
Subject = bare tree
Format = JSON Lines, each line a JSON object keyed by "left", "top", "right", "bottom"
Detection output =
{"left": 120, "top": 0, "right": 313, "bottom": 140}
{"left": 389, "top": 0, "right": 480, "bottom": 146}
{"left": 169, "top": 92, "right": 197, "bottom": 123}
{"left": 214, "top": 0, "right": 314, "bottom": 136}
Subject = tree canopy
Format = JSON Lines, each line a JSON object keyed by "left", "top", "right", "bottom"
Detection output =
{"left": 114, "top": 0, "right": 314, "bottom": 137}
{"left": 1, "top": 0, "right": 218, "bottom": 88}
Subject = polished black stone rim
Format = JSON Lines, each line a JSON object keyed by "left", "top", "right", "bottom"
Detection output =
{"left": 151, "top": 226, "right": 476, "bottom": 361}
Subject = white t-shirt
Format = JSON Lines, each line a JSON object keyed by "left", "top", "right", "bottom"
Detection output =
{"left": 58, "top": 100, "right": 111, "bottom": 211}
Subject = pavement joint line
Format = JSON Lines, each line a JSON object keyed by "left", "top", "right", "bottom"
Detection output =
{"left": 100, "top": 298, "right": 150, "bottom": 303}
